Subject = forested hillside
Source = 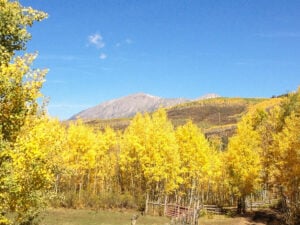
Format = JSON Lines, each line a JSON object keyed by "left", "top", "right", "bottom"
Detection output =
{"left": 84, "top": 97, "right": 279, "bottom": 149}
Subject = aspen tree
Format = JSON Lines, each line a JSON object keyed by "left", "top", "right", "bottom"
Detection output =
{"left": 120, "top": 109, "right": 181, "bottom": 212}
{"left": 119, "top": 112, "right": 147, "bottom": 195}
{"left": 10, "top": 117, "right": 65, "bottom": 224}
{"left": 275, "top": 112, "right": 300, "bottom": 224}
{"left": 0, "top": 0, "right": 47, "bottom": 65}
{"left": 93, "top": 127, "right": 118, "bottom": 194}
{"left": 0, "top": 1, "right": 47, "bottom": 223}
{"left": 226, "top": 115, "right": 262, "bottom": 214}
{"left": 175, "top": 120, "right": 210, "bottom": 204}
{"left": 65, "top": 120, "right": 97, "bottom": 200}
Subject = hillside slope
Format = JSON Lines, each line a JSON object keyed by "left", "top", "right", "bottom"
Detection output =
{"left": 70, "top": 93, "right": 190, "bottom": 120}
{"left": 78, "top": 95, "right": 284, "bottom": 149}
{"left": 85, "top": 97, "right": 275, "bottom": 135}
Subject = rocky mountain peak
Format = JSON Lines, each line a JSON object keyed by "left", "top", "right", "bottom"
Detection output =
{"left": 70, "top": 92, "right": 220, "bottom": 120}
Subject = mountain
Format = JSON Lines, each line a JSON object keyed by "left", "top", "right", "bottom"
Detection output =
{"left": 70, "top": 93, "right": 187, "bottom": 120}
{"left": 70, "top": 93, "right": 188, "bottom": 120}
{"left": 197, "top": 93, "right": 221, "bottom": 100}
{"left": 82, "top": 96, "right": 277, "bottom": 146}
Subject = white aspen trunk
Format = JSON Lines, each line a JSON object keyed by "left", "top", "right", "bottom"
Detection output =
{"left": 206, "top": 182, "right": 210, "bottom": 203}
{"left": 79, "top": 183, "right": 82, "bottom": 201}
{"left": 93, "top": 171, "right": 97, "bottom": 195}
{"left": 156, "top": 196, "right": 161, "bottom": 216}
{"left": 250, "top": 193, "right": 253, "bottom": 212}
{"left": 87, "top": 169, "right": 90, "bottom": 192}
{"left": 164, "top": 195, "right": 168, "bottom": 216}
{"left": 54, "top": 174, "right": 59, "bottom": 194}
{"left": 192, "top": 201, "right": 197, "bottom": 225}
{"left": 189, "top": 179, "right": 195, "bottom": 207}
{"left": 130, "top": 172, "right": 134, "bottom": 195}
{"left": 145, "top": 192, "right": 149, "bottom": 215}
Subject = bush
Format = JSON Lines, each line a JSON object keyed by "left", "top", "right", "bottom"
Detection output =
{"left": 47, "top": 192, "right": 66, "bottom": 208}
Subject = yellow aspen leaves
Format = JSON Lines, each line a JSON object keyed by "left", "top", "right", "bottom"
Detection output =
{"left": 226, "top": 115, "right": 262, "bottom": 197}
{"left": 0, "top": 54, "right": 48, "bottom": 142}
{"left": 120, "top": 109, "right": 181, "bottom": 195}
{"left": 175, "top": 121, "right": 210, "bottom": 192}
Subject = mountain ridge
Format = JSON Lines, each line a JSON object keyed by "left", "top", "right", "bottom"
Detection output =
{"left": 70, "top": 92, "right": 220, "bottom": 120}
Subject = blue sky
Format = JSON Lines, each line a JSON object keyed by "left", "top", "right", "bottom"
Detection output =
{"left": 21, "top": 0, "right": 300, "bottom": 120}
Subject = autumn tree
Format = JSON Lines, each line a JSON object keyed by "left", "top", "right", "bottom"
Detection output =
{"left": 92, "top": 126, "right": 118, "bottom": 195}
{"left": 0, "top": 0, "right": 47, "bottom": 65}
{"left": 143, "top": 109, "right": 181, "bottom": 196}
{"left": 247, "top": 91, "right": 300, "bottom": 223}
{"left": 0, "top": 55, "right": 48, "bottom": 224}
{"left": 0, "top": 1, "right": 48, "bottom": 224}
{"left": 0, "top": 54, "right": 47, "bottom": 142}
{"left": 119, "top": 112, "right": 146, "bottom": 196}
{"left": 120, "top": 109, "right": 181, "bottom": 212}
{"left": 175, "top": 120, "right": 210, "bottom": 205}
{"left": 8, "top": 117, "right": 65, "bottom": 224}
{"left": 226, "top": 115, "right": 262, "bottom": 214}
{"left": 64, "top": 120, "right": 97, "bottom": 203}
{"left": 268, "top": 90, "right": 300, "bottom": 224}
{"left": 274, "top": 112, "right": 300, "bottom": 224}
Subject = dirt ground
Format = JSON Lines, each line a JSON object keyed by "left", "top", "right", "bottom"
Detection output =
{"left": 199, "top": 217, "right": 264, "bottom": 225}
{"left": 199, "top": 209, "right": 283, "bottom": 225}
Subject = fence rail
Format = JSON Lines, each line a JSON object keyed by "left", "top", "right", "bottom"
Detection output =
{"left": 147, "top": 202, "right": 199, "bottom": 225}
{"left": 202, "top": 205, "right": 222, "bottom": 214}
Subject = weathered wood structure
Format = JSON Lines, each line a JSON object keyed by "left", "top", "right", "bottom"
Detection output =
{"left": 147, "top": 202, "right": 199, "bottom": 225}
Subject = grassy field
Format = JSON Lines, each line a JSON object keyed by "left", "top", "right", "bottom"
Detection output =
{"left": 39, "top": 208, "right": 279, "bottom": 225}
{"left": 40, "top": 208, "right": 170, "bottom": 225}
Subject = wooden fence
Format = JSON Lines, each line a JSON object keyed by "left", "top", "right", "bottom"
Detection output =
{"left": 147, "top": 202, "right": 199, "bottom": 225}
{"left": 201, "top": 204, "right": 222, "bottom": 214}
{"left": 146, "top": 202, "right": 226, "bottom": 224}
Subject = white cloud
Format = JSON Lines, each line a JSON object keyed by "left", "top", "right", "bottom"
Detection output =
{"left": 99, "top": 53, "right": 107, "bottom": 60}
{"left": 88, "top": 33, "right": 105, "bottom": 48}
